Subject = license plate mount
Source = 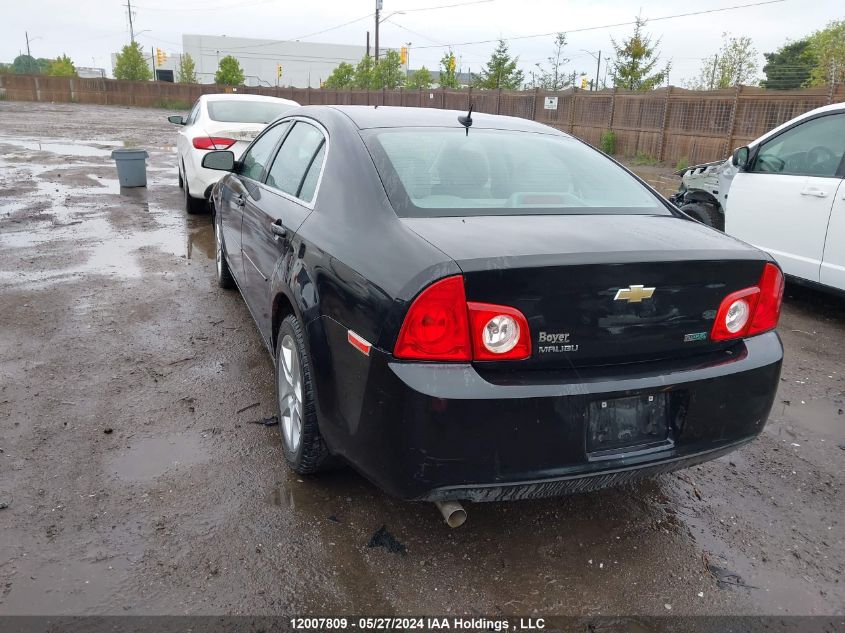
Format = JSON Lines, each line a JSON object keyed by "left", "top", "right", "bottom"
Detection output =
{"left": 586, "top": 393, "right": 670, "bottom": 457}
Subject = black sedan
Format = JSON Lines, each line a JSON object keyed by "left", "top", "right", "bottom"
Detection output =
{"left": 204, "top": 105, "right": 784, "bottom": 526}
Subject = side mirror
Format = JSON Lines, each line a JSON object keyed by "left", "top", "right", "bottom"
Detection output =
{"left": 168, "top": 115, "right": 185, "bottom": 125}
{"left": 732, "top": 146, "right": 750, "bottom": 169}
{"left": 202, "top": 150, "right": 235, "bottom": 172}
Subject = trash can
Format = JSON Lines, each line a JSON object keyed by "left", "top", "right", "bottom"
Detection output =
{"left": 111, "top": 148, "right": 149, "bottom": 188}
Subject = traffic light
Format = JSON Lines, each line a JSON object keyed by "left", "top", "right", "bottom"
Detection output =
{"left": 156, "top": 48, "right": 167, "bottom": 66}
{"left": 400, "top": 47, "right": 408, "bottom": 65}
{"left": 276, "top": 64, "right": 283, "bottom": 79}
{"left": 580, "top": 75, "right": 588, "bottom": 89}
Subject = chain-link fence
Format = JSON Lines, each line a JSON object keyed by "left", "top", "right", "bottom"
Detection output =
{"left": 2, "top": 74, "right": 843, "bottom": 166}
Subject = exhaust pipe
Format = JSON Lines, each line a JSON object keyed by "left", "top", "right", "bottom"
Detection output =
{"left": 434, "top": 500, "right": 467, "bottom": 528}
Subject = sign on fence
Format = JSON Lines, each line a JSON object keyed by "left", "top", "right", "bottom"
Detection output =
{"left": 544, "top": 96, "right": 559, "bottom": 110}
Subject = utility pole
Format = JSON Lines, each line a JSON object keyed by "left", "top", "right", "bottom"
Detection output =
{"left": 594, "top": 50, "right": 601, "bottom": 91}
{"left": 151, "top": 46, "right": 156, "bottom": 80}
{"left": 709, "top": 55, "right": 718, "bottom": 90}
{"left": 126, "top": 0, "right": 135, "bottom": 43}
{"left": 366, "top": 31, "right": 370, "bottom": 58}
{"left": 25, "top": 31, "right": 32, "bottom": 73}
{"left": 374, "top": 0, "right": 382, "bottom": 61}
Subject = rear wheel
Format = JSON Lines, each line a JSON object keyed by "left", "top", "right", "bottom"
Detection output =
{"left": 276, "top": 315, "right": 331, "bottom": 474}
{"left": 681, "top": 202, "right": 724, "bottom": 231}
{"left": 183, "top": 163, "right": 206, "bottom": 215}
{"left": 214, "top": 213, "right": 235, "bottom": 289}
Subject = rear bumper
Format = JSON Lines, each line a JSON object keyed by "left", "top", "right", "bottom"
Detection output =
{"left": 319, "top": 330, "right": 783, "bottom": 501}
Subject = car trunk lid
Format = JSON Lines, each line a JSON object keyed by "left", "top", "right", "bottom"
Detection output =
{"left": 402, "top": 214, "right": 768, "bottom": 367}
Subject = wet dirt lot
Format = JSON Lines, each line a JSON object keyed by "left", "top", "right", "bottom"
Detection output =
{"left": 0, "top": 102, "right": 842, "bottom": 618}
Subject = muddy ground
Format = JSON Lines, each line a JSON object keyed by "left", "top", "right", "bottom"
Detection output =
{"left": 0, "top": 102, "right": 842, "bottom": 618}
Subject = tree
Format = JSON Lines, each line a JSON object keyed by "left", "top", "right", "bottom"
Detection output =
{"left": 323, "top": 61, "right": 355, "bottom": 89}
{"left": 686, "top": 33, "right": 758, "bottom": 90}
{"left": 177, "top": 53, "right": 198, "bottom": 83}
{"left": 373, "top": 50, "right": 405, "bottom": 89}
{"left": 353, "top": 54, "right": 375, "bottom": 89}
{"left": 474, "top": 39, "right": 524, "bottom": 89}
{"left": 439, "top": 50, "right": 460, "bottom": 88}
{"left": 761, "top": 39, "right": 816, "bottom": 90}
{"left": 535, "top": 33, "right": 571, "bottom": 91}
{"left": 11, "top": 54, "right": 51, "bottom": 74}
{"left": 48, "top": 54, "right": 77, "bottom": 77}
{"left": 407, "top": 66, "right": 432, "bottom": 89}
{"left": 609, "top": 17, "right": 669, "bottom": 91}
{"left": 215, "top": 55, "right": 244, "bottom": 86}
{"left": 113, "top": 42, "right": 151, "bottom": 81}
{"left": 806, "top": 20, "right": 845, "bottom": 87}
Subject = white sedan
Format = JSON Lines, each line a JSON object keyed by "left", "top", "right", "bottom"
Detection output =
{"left": 168, "top": 94, "right": 299, "bottom": 213}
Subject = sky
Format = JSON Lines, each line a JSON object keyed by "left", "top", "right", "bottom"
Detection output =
{"left": 2, "top": 0, "right": 842, "bottom": 85}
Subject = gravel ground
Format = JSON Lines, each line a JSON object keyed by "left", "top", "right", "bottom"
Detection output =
{"left": 0, "top": 102, "right": 842, "bottom": 618}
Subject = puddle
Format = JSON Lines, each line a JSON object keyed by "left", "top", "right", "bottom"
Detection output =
{"left": 776, "top": 399, "right": 844, "bottom": 441}
{"left": 0, "top": 138, "right": 114, "bottom": 158}
{"left": 108, "top": 434, "right": 209, "bottom": 483}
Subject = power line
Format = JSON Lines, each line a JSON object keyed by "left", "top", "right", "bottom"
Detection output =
{"left": 412, "top": 0, "right": 788, "bottom": 49}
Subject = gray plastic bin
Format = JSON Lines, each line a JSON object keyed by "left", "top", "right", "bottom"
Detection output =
{"left": 111, "top": 148, "right": 149, "bottom": 188}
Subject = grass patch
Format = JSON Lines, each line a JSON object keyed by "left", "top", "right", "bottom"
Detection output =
{"left": 600, "top": 130, "right": 617, "bottom": 155}
{"left": 675, "top": 156, "right": 690, "bottom": 171}
{"left": 631, "top": 151, "right": 660, "bottom": 166}
{"left": 154, "top": 98, "right": 191, "bottom": 110}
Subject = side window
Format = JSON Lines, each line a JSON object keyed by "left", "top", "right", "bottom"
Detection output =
{"left": 752, "top": 114, "right": 845, "bottom": 177}
{"left": 266, "top": 122, "right": 325, "bottom": 200}
{"left": 298, "top": 144, "right": 326, "bottom": 203}
{"left": 239, "top": 121, "right": 290, "bottom": 182}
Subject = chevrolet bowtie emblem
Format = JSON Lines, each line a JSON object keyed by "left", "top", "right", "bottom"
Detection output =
{"left": 614, "top": 285, "right": 656, "bottom": 303}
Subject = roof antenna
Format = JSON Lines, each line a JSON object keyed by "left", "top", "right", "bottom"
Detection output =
{"left": 458, "top": 104, "right": 473, "bottom": 136}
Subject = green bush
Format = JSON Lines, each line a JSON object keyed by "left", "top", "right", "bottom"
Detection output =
{"left": 154, "top": 98, "right": 191, "bottom": 110}
{"left": 600, "top": 130, "right": 617, "bottom": 155}
{"left": 675, "top": 156, "right": 690, "bottom": 171}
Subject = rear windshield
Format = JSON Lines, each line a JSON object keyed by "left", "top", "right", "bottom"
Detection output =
{"left": 207, "top": 100, "right": 294, "bottom": 124}
{"left": 363, "top": 128, "right": 667, "bottom": 217}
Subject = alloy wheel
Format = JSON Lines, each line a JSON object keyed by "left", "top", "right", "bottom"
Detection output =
{"left": 278, "top": 334, "right": 303, "bottom": 453}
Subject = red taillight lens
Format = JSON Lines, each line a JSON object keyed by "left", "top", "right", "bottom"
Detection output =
{"left": 394, "top": 276, "right": 532, "bottom": 361}
{"left": 748, "top": 263, "right": 784, "bottom": 335}
{"left": 467, "top": 302, "right": 531, "bottom": 360}
{"left": 710, "top": 262, "right": 784, "bottom": 341}
{"left": 394, "top": 276, "right": 472, "bottom": 361}
{"left": 193, "top": 136, "right": 236, "bottom": 150}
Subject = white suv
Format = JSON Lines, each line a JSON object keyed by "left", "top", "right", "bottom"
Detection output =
{"left": 168, "top": 94, "right": 299, "bottom": 213}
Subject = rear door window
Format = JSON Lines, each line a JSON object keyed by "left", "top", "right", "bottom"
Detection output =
{"left": 265, "top": 122, "right": 325, "bottom": 200}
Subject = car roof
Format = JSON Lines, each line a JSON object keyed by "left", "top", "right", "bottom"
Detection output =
{"left": 201, "top": 93, "right": 299, "bottom": 106}
{"left": 320, "top": 105, "right": 567, "bottom": 135}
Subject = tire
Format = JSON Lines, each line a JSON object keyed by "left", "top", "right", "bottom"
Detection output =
{"left": 214, "top": 212, "right": 235, "bottom": 290}
{"left": 681, "top": 202, "right": 724, "bottom": 231}
{"left": 275, "top": 314, "right": 332, "bottom": 475}
{"left": 183, "top": 163, "right": 206, "bottom": 215}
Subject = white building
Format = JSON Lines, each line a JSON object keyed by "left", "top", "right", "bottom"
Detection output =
{"left": 181, "top": 34, "right": 372, "bottom": 88}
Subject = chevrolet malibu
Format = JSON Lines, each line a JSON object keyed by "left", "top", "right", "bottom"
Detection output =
{"left": 203, "top": 105, "right": 784, "bottom": 527}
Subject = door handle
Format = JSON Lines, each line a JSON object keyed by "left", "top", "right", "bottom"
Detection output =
{"left": 233, "top": 194, "right": 246, "bottom": 207}
{"left": 270, "top": 219, "right": 287, "bottom": 238}
{"left": 800, "top": 188, "right": 827, "bottom": 198}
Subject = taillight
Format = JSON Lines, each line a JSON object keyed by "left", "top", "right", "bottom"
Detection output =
{"left": 394, "top": 276, "right": 472, "bottom": 361}
{"left": 394, "top": 276, "right": 531, "bottom": 361}
{"left": 193, "top": 136, "right": 236, "bottom": 150}
{"left": 748, "top": 262, "right": 784, "bottom": 335}
{"left": 467, "top": 302, "right": 531, "bottom": 360}
{"left": 710, "top": 263, "right": 783, "bottom": 341}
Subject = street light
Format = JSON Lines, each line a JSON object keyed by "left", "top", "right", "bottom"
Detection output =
{"left": 580, "top": 49, "right": 602, "bottom": 91}
{"left": 25, "top": 32, "right": 42, "bottom": 74}
{"left": 374, "top": 1, "right": 405, "bottom": 61}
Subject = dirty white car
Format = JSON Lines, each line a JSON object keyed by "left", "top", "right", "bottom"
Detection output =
{"left": 168, "top": 94, "right": 299, "bottom": 213}
{"left": 673, "top": 102, "right": 845, "bottom": 293}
